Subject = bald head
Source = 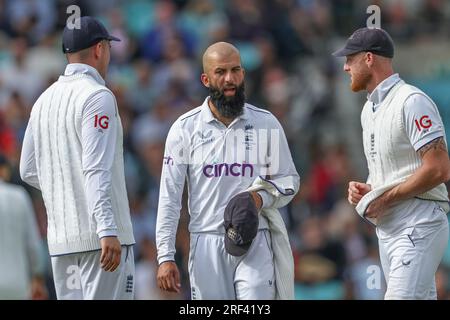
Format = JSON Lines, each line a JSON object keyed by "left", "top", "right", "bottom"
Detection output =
{"left": 202, "top": 42, "right": 241, "bottom": 73}
{"left": 200, "top": 41, "right": 246, "bottom": 123}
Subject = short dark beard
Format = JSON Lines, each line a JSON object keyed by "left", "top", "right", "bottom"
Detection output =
{"left": 209, "top": 83, "right": 245, "bottom": 118}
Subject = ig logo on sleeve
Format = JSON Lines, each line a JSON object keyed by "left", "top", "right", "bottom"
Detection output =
{"left": 415, "top": 115, "right": 432, "bottom": 132}
{"left": 94, "top": 115, "right": 110, "bottom": 129}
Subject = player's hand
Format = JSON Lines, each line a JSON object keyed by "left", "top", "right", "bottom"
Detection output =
{"left": 250, "top": 191, "right": 263, "bottom": 211}
{"left": 30, "top": 276, "right": 48, "bottom": 300}
{"left": 100, "top": 236, "right": 122, "bottom": 272}
{"left": 157, "top": 261, "right": 181, "bottom": 293}
{"left": 348, "top": 181, "right": 371, "bottom": 206}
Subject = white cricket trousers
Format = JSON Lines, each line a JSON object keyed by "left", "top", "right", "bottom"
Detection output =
{"left": 378, "top": 205, "right": 449, "bottom": 300}
{"left": 51, "top": 245, "right": 135, "bottom": 300}
{"left": 188, "top": 229, "right": 275, "bottom": 300}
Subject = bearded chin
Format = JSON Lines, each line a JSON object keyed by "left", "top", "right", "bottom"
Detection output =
{"left": 351, "top": 81, "right": 364, "bottom": 92}
{"left": 209, "top": 83, "right": 246, "bottom": 118}
{"left": 351, "top": 72, "right": 371, "bottom": 92}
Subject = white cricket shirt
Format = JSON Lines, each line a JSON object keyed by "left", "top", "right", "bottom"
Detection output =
{"left": 363, "top": 74, "right": 448, "bottom": 237}
{"left": 20, "top": 63, "right": 135, "bottom": 255}
{"left": 156, "top": 97, "right": 299, "bottom": 264}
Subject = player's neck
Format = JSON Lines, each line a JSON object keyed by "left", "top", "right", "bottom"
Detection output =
{"left": 366, "top": 69, "right": 395, "bottom": 94}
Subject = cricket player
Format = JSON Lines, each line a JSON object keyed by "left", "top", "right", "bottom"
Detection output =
{"left": 334, "top": 27, "right": 450, "bottom": 299}
{"left": 19, "top": 16, "right": 135, "bottom": 299}
{"left": 156, "top": 42, "right": 300, "bottom": 299}
{"left": 0, "top": 154, "right": 47, "bottom": 300}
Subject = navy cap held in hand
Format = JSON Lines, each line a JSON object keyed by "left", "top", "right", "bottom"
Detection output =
{"left": 223, "top": 192, "right": 259, "bottom": 257}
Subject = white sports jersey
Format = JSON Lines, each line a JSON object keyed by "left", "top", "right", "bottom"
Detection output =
{"left": 362, "top": 74, "right": 448, "bottom": 237}
{"left": 156, "top": 97, "right": 299, "bottom": 264}
{"left": 20, "top": 63, "right": 134, "bottom": 255}
{"left": 20, "top": 64, "right": 119, "bottom": 239}
{"left": 369, "top": 74, "right": 444, "bottom": 152}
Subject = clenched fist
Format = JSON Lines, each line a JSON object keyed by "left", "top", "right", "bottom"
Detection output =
{"left": 348, "top": 181, "right": 371, "bottom": 206}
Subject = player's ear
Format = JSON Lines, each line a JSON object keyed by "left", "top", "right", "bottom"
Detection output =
{"left": 201, "top": 73, "right": 209, "bottom": 88}
{"left": 365, "top": 52, "right": 374, "bottom": 68}
{"left": 94, "top": 42, "right": 102, "bottom": 59}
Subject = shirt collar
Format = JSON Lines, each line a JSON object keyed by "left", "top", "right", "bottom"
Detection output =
{"left": 200, "top": 96, "right": 249, "bottom": 123}
{"left": 201, "top": 97, "right": 216, "bottom": 123}
{"left": 64, "top": 63, "right": 105, "bottom": 85}
{"left": 367, "top": 73, "right": 401, "bottom": 106}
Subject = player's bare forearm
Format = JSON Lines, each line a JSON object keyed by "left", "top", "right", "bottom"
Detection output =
{"left": 417, "top": 137, "right": 448, "bottom": 158}
{"left": 384, "top": 137, "right": 450, "bottom": 204}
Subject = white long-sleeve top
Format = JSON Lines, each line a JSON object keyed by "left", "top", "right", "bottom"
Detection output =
{"left": 20, "top": 63, "right": 135, "bottom": 255}
{"left": 156, "top": 97, "right": 300, "bottom": 264}
{"left": 0, "top": 180, "right": 46, "bottom": 299}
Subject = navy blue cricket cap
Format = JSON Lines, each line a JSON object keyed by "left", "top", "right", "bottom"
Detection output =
{"left": 62, "top": 16, "right": 120, "bottom": 54}
{"left": 223, "top": 192, "right": 259, "bottom": 256}
{"left": 332, "top": 27, "right": 394, "bottom": 58}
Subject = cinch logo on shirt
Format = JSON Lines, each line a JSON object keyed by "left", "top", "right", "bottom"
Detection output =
{"left": 163, "top": 156, "right": 174, "bottom": 165}
{"left": 414, "top": 115, "right": 432, "bottom": 131}
{"left": 202, "top": 163, "right": 254, "bottom": 178}
{"left": 94, "top": 115, "right": 109, "bottom": 129}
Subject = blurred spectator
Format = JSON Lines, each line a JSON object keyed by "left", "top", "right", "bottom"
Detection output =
{"left": 139, "top": 0, "right": 196, "bottom": 63}
{"left": 151, "top": 34, "right": 200, "bottom": 104}
{"left": 225, "top": 0, "right": 265, "bottom": 42}
{"left": 0, "top": 0, "right": 11, "bottom": 35}
{"left": 302, "top": 147, "right": 340, "bottom": 216}
{"left": 126, "top": 59, "right": 157, "bottom": 114}
{"left": 135, "top": 237, "right": 170, "bottom": 299}
{"left": 179, "top": 0, "right": 229, "bottom": 53}
{"left": 260, "top": 0, "right": 311, "bottom": 61}
{"left": 0, "top": 37, "right": 44, "bottom": 107}
{"left": 26, "top": 33, "right": 65, "bottom": 82}
{"left": 3, "top": 91, "right": 28, "bottom": 134}
{"left": 105, "top": 8, "right": 134, "bottom": 65}
{"left": 0, "top": 110, "right": 17, "bottom": 159}
{"left": 294, "top": 216, "right": 347, "bottom": 299}
{"left": 4, "top": 0, "right": 56, "bottom": 44}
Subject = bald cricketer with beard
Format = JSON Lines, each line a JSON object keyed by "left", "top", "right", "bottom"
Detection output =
{"left": 155, "top": 42, "right": 299, "bottom": 299}
{"left": 334, "top": 28, "right": 450, "bottom": 299}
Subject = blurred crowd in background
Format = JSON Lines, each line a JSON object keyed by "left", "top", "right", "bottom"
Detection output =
{"left": 1, "top": 0, "right": 450, "bottom": 300}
